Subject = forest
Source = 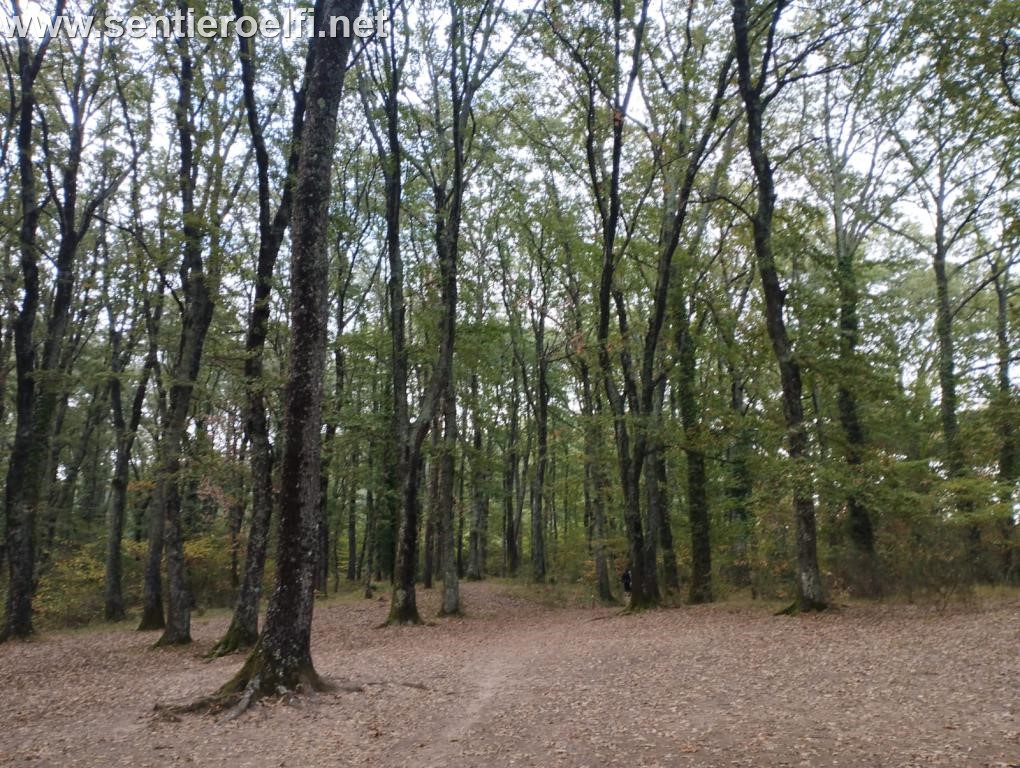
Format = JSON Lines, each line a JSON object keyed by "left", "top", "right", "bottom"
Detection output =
{"left": 0, "top": 0, "right": 1019, "bottom": 761}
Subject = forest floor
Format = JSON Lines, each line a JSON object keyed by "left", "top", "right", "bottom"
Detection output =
{"left": 0, "top": 581, "right": 1018, "bottom": 768}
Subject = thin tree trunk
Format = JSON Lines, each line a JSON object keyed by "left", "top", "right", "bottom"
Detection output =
{"left": 531, "top": 329, "right": 548, "bottom": 582}
{"left": 438, "top": 386, "right": 460, "bottom": 615}
{"left": 677, "top": 314, "right": 710, "bottom": 602}
{"left": 994, "top": 266, "right": 1016, "bottom": 484}
{"left": 362, "top": 486, "right": 375, "bottom": 597}
{"left": 581, "top": 369, "right": 613, "bottom": 602}
{"left": 105, "top": 321, "right": 155, "bottom": 621}
{"left": 346, "top": 459, "right": 358, "bottom": 582}
{"left": 152, "top": 12, "right": 218, "bottom": 645}
{"left": 994, "top": 265, "right": 1017, "bottom": 579}
{"left": 504, "top": 372, "right": 521, "bottom": 576}
{"left": 467, "top": 374, "right": 487, "bottom": 581}
{"left": 732, "top": 0, "right": 826, "bottom": 612}
{"left": 933, "top": 203, "right": 961, "bottom": 477}
{"left": 3, "top": 2, "right": 71, "bottom": 641}
{"left": 424, "top": 424, "right": 440, "bottom": 588}
{"left": 654, "top": 450, "right": 679, "bottom": 593}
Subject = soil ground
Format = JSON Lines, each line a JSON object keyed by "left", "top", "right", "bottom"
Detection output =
{"left": 0, "top": 581, "right": 1017, "bottom": 767}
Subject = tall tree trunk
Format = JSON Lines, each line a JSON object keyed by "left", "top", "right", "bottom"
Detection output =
{"left": 438, "top": 387, "right": 460, "bottom": 615}
{"left": 105, "top": 318, "right": 155, "bottom": 621}
{"left": 580, "top": 368, "right": 613, "bottom": 602}
{"left": 994, "top": 265, "right": 1016, "bottom": 484}
{"left": 40, "top": 387, "right": 106, "bottom": 575}
{"left": 653, "top": 448, "right": 679, "bottom": 593}
{"left": 359, "top": 5, "right": 423, "bottom": 624}
{"left": 3, "top": 1, "right": 71, "bottom": 641}
{"left": 933, "top": 204, "right": 962, "bottom": 477}
{"left": 209, "top": 0, "right": 309, "bottom": 655}
{"left": 834, "top": 203, "right": 878, "bottom": 594}
{"left": 215, "top": 0, "right": 362, "bottom": 702}
{"left": 389, "top": 0, "right": 479, "bottom": 621}
{"left": 503, "top": 374, "right": 521, "bottom": 576}
{"left": 467, "top": 374, "right": 487, "bottom": 580}
{"left": 677, "top": 314, "right": 711, "bottom": 602}
{"left": 346, "top": 459, "right": 358, "bottom": 582}
{"left": 726, "top": 374, "right": 754, "bottom": 588}
{"left": 576, "top": 0, "right": 655, "bottom": 610}
{"left": 993, "top": 264, "right": 1017, "bottom": 579}
{"left": 424, "top": 425, "right": 440, "bottom": 588}
{"left": 152, "top": 11, "right": 218, "bottom": 645}
{"left": 137, "top": 486, "right": 166, "bottom": 630}
{"left": 362, "top": 485, "right": 376, "bottom": 597}
{"left": 732, "top": 0, "right": 826, "bottom": 612}
{"left": 531, "top": 325, "right": 548, "bottom": 583}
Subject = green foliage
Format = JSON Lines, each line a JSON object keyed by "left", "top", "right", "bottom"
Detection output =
{"left": 34, "top": 542, "right": 144, "bottom": 629}
{"left": 31, "top": 535, "right": 250, "bottom": 629}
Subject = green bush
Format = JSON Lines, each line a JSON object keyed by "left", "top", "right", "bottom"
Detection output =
{"left": 33, "top": 533, "right": 246, "bottom": 629}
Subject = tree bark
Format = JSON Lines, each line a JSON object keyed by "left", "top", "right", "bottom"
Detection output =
{"left": 677, "top": 314, "right": 711, "bottom": 602}
{"left": 581, "top": 368, "right": 614, "bottom": 602}
{"left": 467, "top": 374, "right": 488, "bottom": 581}
{"left": 151, "top": 11, "right": 218, "bottom": 645}
{"left": 105, "top": 315, "right": 156, "bottom": 621}
{"left": 423, "top": 425, "right": 440, "bottom": 588}
{"left": 346, "top": 461, "right": 358, "bottom": 582}
{"left": 216, "top": 0, "right": 362, "bottom": 700}
{"left": 209, "top": 0, "right": 311, "bottom": 655}
{"left": 438, "top": 386, "right": 460, "bottom": 615}
{"left": 531, "top": 306, "right": 549, "bottom": 583}
{"left": 732, "top": 0, "right": 826, "bottom": 612}
{"left": 503, "top": 373, "right": 521, "bottom": 576}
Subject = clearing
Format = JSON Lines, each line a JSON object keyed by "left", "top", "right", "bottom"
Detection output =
{"left": 0, "top": 582, "right": 1017, "bottom": 767}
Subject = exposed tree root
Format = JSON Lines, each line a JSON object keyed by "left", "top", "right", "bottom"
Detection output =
{"left": 152, "top": 631, "right": 191, "bottom": 649}
{"left": 776, "top": 597, "right": 829, "bottom": 616}
{"left": 206, "top": 620, "right": 258, "bottom": 659}
{"left": 385, "top": 595, "right": 423, "bottom": 626}
{"left": 156, "top": 638, "right": 356, "bottom": 721}
{"left": 621, "top": 596, "right": 659, "bottom": 615}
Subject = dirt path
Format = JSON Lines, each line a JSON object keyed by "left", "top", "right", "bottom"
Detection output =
{"left": 1, "top": 582, "right": 1017, "bottom": 767}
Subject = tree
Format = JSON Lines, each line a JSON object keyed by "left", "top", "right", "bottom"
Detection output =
{"left": 3, "top": 0, "right": 121, "bottom": 640}
{"left": 386, "top": 0, "right": 523, "bottom": 623}
{"left": 206, "top": 0, "right": 365, "bottom": 707}
{"left": 210, "top": 0, "right": 309, "bottom": 656}
{"left": 731, "top": 0, "right": 829, "bottom": 612}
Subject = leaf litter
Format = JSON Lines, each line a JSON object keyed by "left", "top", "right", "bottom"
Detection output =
{"left": 0, "top": 583, "right": 1017, "bottom": 767}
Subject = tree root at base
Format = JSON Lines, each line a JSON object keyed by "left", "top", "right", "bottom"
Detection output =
{"left": 775, "top": 598, "right": 829, "bottom": 616}
{"left": 206, "top": 622, "right": 258, "bottom": 659}
{"left": 154, "top": 640, "right": 359, "bottom": 721}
